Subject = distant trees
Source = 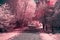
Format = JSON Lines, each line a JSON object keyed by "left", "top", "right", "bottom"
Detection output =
{"left": 34, "top": 0, "right": 47, "bottom": 30}
{"left": 44, "top": 0, "right": 60, "bottom": 32}
{"left": 0, "top": 0, "right": 60, "bottom": 32}
{"left": 51, "top": 0, "right": 60, "bottom": 27}
{"left": 0, "top": 0, "right": 36, "bottom": 32}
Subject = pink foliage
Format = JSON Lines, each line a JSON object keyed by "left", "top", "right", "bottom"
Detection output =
{"left": 0, "top": 3, "right": 16, "bottom": 31}
{"left": 16, "top": 0, "right": 36, "bottom": 22}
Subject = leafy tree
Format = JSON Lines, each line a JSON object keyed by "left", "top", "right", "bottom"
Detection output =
{"left": 0, "top": 3, "right": 16, "bottom": 32}
{"left": 16, "top": 0, "right": 36, "bottom": 26}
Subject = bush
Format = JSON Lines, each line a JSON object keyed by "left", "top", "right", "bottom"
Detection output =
{"left": 0, "top": 3, "right": 16, "bottom": 31}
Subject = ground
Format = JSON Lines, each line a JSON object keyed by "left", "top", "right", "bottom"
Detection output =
{"left": 0, "top": 28, "right": 60, "bottom": 40}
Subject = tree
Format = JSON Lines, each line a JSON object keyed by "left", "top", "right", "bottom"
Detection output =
{"left": 0, "top": 3, "right": 16, "bottom": 32}
{"left": 16, "top": 0, "right": 36, "bottom": 26}
{"left": 34, "top": 0, "right": 47, "bottom": 30}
